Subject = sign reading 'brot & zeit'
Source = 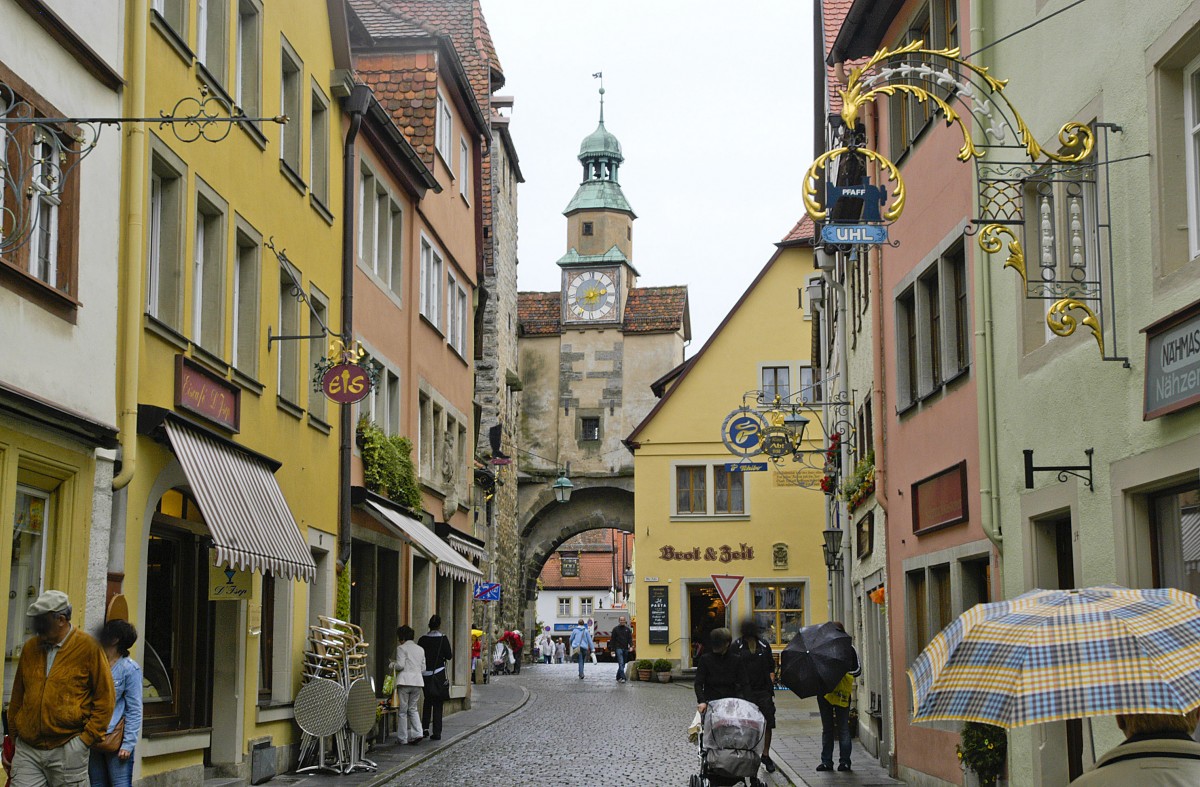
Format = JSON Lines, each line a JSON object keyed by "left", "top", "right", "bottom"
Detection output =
{"left": 1144, "top": 301, "right": 1200, "bottom": 419}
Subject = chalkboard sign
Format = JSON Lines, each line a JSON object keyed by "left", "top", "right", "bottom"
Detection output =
{"left": 648, "top": 585, "right": 669, "bottom": 645}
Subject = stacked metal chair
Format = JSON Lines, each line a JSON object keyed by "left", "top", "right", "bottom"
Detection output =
{"left": 294, "top": 616, "right": 377, "bottom": 774}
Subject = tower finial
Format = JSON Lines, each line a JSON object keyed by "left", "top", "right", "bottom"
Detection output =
{"left": 592, "top": 71, "right": 604, "bottom": 123}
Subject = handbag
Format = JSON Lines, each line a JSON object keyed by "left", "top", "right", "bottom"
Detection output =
{"left": 95, "top": 718, "right": 126, "bottom": 754}
{"left": 423, "top": 672, "right": 449, "bottom": 699}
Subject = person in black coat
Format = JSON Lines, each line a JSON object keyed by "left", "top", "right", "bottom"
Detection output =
{"left": 734, "top": 618, "right": 778, "bottom": 773}
{"left": 417, "top": 614, "right": 453, "bottom": 740}
{"left": 694, "top": 627, "right": 748, "bottom": 713}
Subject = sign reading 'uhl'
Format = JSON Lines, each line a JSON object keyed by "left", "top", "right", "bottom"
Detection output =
{"left": 821, "top": 224, "right": 889, "bottom": 245}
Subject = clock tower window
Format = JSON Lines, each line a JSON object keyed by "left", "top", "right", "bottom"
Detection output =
{"left": 582, "top": 222, "right": 594, "bottom": 236}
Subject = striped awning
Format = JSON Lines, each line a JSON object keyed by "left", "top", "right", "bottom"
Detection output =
{"left": 164, "top": 420, "right": 316, "bottom": 583}
{"left": 363, "top": 500, "right": 482, "bottom": 583}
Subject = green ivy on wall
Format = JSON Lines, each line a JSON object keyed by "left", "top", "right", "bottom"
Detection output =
{"left": 356, "top": 417, "right": 422, "bottom": 511}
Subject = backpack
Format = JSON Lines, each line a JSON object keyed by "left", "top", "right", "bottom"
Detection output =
{"left": 824, "top": 672, "right": 853, "bottom": 708}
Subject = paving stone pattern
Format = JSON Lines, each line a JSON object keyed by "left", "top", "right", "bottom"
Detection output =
{"left": 770, "top": 692, "right": 903, "bottom": 787}
{"left": 382, "top": 663, "right": 790, "bottom": 787}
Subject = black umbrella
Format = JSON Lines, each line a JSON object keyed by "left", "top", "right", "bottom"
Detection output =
{"left": 779, "top": 622, "right": 858, "bottom": 698}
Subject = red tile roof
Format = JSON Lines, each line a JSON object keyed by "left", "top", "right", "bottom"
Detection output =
{"left": 516, "top": 291, "right": 560, "bottom": 336}
{"left": 623, "top": 286, "right": 689, "bottom": 336}
{"left": 355, "top": 54, "right": 440, "bottom": 167}
{"left": 780, "top": 215, "right": 817, "bottom": 245}
{"left": 517, "top": 286, "right": 690, "bottom": 338}
{"left": 825, "top": 0, "right": 864, "bottom": 114}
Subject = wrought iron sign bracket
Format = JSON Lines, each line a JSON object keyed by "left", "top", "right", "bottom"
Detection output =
{"left": 1023, "top": 447, "right": 1093, "bottom": 491}
{"left": 266, "top": 326, "right": 328, "bottom": 348}
{"left": 265, "top": 238, "right": 332, "bottom": 351}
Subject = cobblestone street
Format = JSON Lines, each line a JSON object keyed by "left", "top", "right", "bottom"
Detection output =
{"left": 384, "top": 662, "right": 725, "bottom": 787}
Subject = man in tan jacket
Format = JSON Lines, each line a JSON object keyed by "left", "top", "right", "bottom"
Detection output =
{"left": 5, "top": 590, "right": 114, "bottom": 787}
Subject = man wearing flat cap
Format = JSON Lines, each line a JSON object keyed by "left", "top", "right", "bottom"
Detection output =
{"left": 4, "top": 590, "right": 114, "bottom": 786}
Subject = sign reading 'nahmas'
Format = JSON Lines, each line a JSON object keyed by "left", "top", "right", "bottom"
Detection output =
{"left": 1144, "top": 300, "right": 1200, "bottom": 419}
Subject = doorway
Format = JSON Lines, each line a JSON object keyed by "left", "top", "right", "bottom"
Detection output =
{"left": 688, "top": 585, "right": 726, "bottom": 665}
{"left": 1034, "top": 513, "right": 1084, "bottom": 782}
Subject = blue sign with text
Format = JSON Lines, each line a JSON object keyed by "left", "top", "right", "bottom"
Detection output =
{"left": 821, "top": 224, "right": 889, "bottom": 245}
{"left": 724, "top": 462, "right": 768, "bottom": 472}
{"left": 473, "top": 582, "right": 501, "bottom": 602}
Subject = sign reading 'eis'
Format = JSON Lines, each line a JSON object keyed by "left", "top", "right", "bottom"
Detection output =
{"left": 321, "top": 362, "right": 372, "bottom": 404}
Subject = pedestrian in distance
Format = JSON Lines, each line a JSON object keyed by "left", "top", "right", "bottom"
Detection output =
{"left": 470, "top": 633, "right": 481, "bottom": 682}
{"left": 537, "top": 628, "right": 554, "bottom": 664}
{"left": 815, "top": 621, "right": 860, "bottom": 773}
{"left": 508, "top": 629, "right": 524, "bottom": 674}
{"left": 1069, "top": 708, "right": 1200, "bottom": 785}
{"left": 87, "top": 619, "right": 142, "bottom": 787}
{"left": 417, "top": 615, "right": 453, "bottom": 741}
{"left": 610, "top": 616, "right": 633, "bottom": 682}
{"left": 694, "top": 627, "right": 748, "bottom": 715}
{"left": 569, "top": 619, "right": 594, "bottom": 679}
{"left": 733, "top": 618, "right": 777, "bottom": 774}
{"left": 554, "top": 638, "right": 565, "bottom": 664}
{"left": 3, "top": 590, "right": 114, "bottom": 787}
{"left": 389, "top": 625, "right": 426, "bottom": 746}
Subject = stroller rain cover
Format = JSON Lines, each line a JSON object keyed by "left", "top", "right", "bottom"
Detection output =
{"left": 703, "top": 698, "right": 766, "bottom": 778}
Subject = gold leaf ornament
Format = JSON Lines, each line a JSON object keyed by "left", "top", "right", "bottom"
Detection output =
{"left": 1047, "top": 298, "right": 1104, "bottom": 356}
{"left": 802, "top": 147, "right": 906, "bottom": 223}
{"left": 978, "top": 224, "right": 1027, "bottom": 283}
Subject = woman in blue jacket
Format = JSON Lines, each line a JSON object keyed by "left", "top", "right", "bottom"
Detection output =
{"left": 89, "top": 619, "right": 142, "bottom": 787}
{"left": 569, "top": 619, "right": 594, "bottom": 679}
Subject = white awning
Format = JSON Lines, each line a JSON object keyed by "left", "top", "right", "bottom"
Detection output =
{"left": 447, "top": 533, "right": 487, "bottom": 563}
{"left": 363, "top": 500, "right": 482, "bottom": 583}
{"left": 164, "top": 420, "right": 316, "bottom": 582}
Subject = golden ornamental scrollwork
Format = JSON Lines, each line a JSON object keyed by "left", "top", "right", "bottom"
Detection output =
{"left": 977, "top": 224, "right": 1026, "bottom": 283}
{"left": 1047, "top": 298, "right": 1104, "bottom": 356}
{"left": 837, "top": 41, "right": 1093, "bottom": 165}
{"left": 803, "top": 146, "right": 905, "bottom": 223}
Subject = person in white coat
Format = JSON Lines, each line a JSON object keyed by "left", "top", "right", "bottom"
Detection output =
{"left": 389, "top": 625, "right": 426, "bottom": 745}
{"left": 1070, "top": 709, "right": 1200, "bottom": 786}
{"left": 537, "top": 628, "right": 554, "bottom": 664}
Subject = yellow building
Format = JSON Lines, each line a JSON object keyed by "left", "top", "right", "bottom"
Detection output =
{"left": 113, "top": 2, "right": 346, "bottom": 783}
{"left": 626, "top": 237, "right": 829, "bottom": 669}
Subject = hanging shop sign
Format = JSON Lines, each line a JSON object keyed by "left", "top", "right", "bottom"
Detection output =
{"left": 208, "top": 559, "right": 252, "bottom": 601}
{"left": 647, "top": 585, "right": 669, "bottom": 645}
{"left": 175, "top": 355, "right": 240, "bottom": 432}
{"left": 1143, "top": 300, "right": 1200, "bottom": 419}
{"left": 321, "top": 362, "right": 372, "bottom": 405}
{"left": 658, "top": 544, "right": 755, "bottom": 563}
{"left": 721, "top": 408, "right": 767, "bottom": 458}
{"left": 821, "top": 224, "right": 889, "bottom": 245}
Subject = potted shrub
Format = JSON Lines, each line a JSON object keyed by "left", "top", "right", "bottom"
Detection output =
{"left": 635, "top": 659, "right": 654, "bottom": 681}
{"left": 653, "top": 658, "right": 672, "bottom": 683}
{"left": 957, "top": 722, "right": 1007, "bottom": 787}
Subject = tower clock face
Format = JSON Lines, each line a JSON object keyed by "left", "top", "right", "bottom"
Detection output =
{"left": 566, "top": 270, "right": 616, "bottom": 320}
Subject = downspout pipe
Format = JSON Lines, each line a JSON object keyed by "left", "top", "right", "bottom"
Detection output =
{"left": 112, "top": 0, "right": 148, "bottom": 493}
{"left": 338, "top": 84, "right": 373, "bottom": 568}
{"left": 825, "top": 272, "right": 854, "bottom": 627}
{"left": 969, "top": 0, "right": 1003, "bottom": 550}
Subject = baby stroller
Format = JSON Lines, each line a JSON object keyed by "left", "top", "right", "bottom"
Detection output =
{"left": 491, "top": 641, "right": 513, "bottom": 675}
{"left": 689, "top": 698, "right": 766, "bottom": 787}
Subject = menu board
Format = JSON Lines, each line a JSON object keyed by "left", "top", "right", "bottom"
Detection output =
{"left": 648, "top": 585, "right": 669, "bottom": 645}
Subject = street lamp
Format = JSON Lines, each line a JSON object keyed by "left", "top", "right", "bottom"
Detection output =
{"left": 784, "top": 411, "right": 810, "bottom": 449}
{"left": 822, "top": 526, "right": 844, "bottom": 571}
{"left": 551, "top": 473, "right": 574, "bottom": 503}
{"left": 623, "top": 568, "right": 634, "bottom": 586}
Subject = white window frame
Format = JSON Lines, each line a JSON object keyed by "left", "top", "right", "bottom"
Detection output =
{"left": 310, "top": 83, "right": 330, "bottom": 206}
{"left": 232, "top": 220, "right": 261, "bottom": 376}
{"left": 192, "top": 187, "right": 226, "bottom": 354}
{"left": 435, "top": 90, "right": 452, "bottom": 163}
{"left": 28, "top": 139, "right": 60, "bottom": 287}
{"left": 557, "top": 597, "right": 572, "bottom": 617}
{"left": 235, "top": 0, "right": 262, "bottom": 120}
{"left": 580, "top": 597, "right": 593, "bottom": 617}
{"left": 670, "top": 462, "right": 750, "bottom": 519}
{"left": 458, "top": 135, "right": 470, "bottom": 201}
{"left": 279, "top": 39, "right": 303, "bottom": 175}
{"left": 1186, "top": 55, "right": 1200, "bottom": 260}
{"left": 419, "top": 235, "right": 443, "bottom": 330}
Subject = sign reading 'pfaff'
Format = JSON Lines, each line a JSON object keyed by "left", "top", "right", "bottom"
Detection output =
{"left": 321, "top": 362, "right": 372, "bottom": 404}
{"left": 658, "top": 544, "right": 755, "bottom": 563}
{"left": 175, "top": 356, "right": 240, "bottom": 432}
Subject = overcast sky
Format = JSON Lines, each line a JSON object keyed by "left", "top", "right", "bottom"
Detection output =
{"left": 479, "top": 0, "right": 816, "bottom": 350}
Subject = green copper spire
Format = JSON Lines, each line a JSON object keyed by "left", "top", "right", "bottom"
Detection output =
{"left": 564, "top": 77, "right": 634, "bottom": 217}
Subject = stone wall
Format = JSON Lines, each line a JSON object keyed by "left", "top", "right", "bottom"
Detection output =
{"left": 474, "top": 126, "right": 524, "bottom": 635}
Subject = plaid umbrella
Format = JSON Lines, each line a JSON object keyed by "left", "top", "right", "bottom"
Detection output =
{"left": 909, "top": 586, "right": 1200, "bottom": 728}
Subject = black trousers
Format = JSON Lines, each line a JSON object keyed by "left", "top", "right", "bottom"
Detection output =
{"left": 421, "top": 695, "right": 444, "bottom": 737}
{"left": 513, "top": 648, "right": 522, "bottom": 673}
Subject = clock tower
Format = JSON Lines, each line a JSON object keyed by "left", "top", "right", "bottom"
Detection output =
{"left": 558, "top": 85, "right": 637, "bottom": 326}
